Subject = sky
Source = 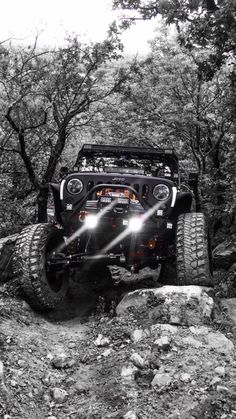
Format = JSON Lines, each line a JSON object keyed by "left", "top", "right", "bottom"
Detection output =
{"left": 0, "top": 0, "right": 159, "bottom": 55}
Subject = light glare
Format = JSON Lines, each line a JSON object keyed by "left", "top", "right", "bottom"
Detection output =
{"left": 128, "top": 217, "right": 143, "bottom": 232}
{"left": 85, "top": 214, "right": 98, "bottom": 229}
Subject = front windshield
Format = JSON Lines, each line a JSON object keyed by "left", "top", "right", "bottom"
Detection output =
{"left": 78, "top": 156, "right": 171, "bottom": 178}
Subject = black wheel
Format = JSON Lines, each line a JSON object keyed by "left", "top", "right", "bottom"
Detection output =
{"left": 14, "top": 223, "right": 68, "bottom": 310}
{"left": 176, "top": 212, "right": 213, "bottom": 286}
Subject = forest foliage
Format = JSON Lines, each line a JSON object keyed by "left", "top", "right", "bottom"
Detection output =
{"left": 0, "top": 0, "right": 235, "bottom": 240}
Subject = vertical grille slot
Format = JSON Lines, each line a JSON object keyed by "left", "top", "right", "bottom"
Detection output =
{"left": 133, "top": 184, "right": 139, "bottom": 200}
{"left": 87, "top": 181, "right": 94, "bottom": 191}
{"left": 142, "top": 184, "right": 149, "bottom": 199}
{"left": 87, "top": 181, "right": 94, "bottom": 199}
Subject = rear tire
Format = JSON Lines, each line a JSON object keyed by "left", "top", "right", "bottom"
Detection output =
{"left": 176, "top": 213, "right": 213, "bottom": 286}
{"left": 14, "top": 223, "right": 68, "bottom": 310}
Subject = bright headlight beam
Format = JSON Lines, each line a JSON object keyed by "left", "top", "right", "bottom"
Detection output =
{"left": 85, "top": 214, "right": 98, "bottom": 229}
{"left": 54, "top": 199, "right": 118, "bottom": 253}
{"left": 128, "top": 217, "right": 143, "bottom": 233}
{"left": 98, "top": 200, "right": 164, "bottom": 255}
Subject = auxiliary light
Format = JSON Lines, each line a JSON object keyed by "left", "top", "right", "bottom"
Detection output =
{"left": 85, "top": 214, "right": 98, "bottom": 229}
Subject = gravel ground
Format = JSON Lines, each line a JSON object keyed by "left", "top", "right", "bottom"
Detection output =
{"left": 0, "top": 273, "right": 236, "bottom": 419}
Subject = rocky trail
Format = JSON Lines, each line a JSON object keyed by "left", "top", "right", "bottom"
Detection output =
{"left": 0, "top": 269, "right": 236, "bottom": 419}
{"left": 1, "top": 235, "right": 236, "bottom": 418}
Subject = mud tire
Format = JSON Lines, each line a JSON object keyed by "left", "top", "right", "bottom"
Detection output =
{"left": 14, "top": 223, "right": 68, "bottom": 310}
{"left": 176, "top": 212, "right": 213, "bottom": 286}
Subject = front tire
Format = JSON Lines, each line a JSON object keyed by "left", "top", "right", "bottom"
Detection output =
{"left": 176, "top": 213, "right": 213, "bottom": 286}
{"left": 14, "top": 223, "right": 68, "bottom": 310}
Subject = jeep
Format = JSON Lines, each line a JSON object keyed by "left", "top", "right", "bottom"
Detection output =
{"left": 14, "top": 144, "right": 213, "bottom": 309}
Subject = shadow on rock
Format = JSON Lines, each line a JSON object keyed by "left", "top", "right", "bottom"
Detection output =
{"left": 43, "top": 272, "right": 161, "bottom": 323}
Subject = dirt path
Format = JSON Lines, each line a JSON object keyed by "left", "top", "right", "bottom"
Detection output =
{"left": 1, "top": 280, "right": 236, "bottom": 419}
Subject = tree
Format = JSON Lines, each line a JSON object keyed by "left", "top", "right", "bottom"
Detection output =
{"left": 0, "top": 33, "right": 126, "bottom": 223}
{"left": 113, "top": 0, "right": 236, "bottom": 113}
{"left": 92, "top": 30, "right": 234, "bottom": 217}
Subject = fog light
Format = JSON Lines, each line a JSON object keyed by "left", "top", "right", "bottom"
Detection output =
{"left": 85, "top": 214, "right": 98, "bottom": 229}
{"left": 128, "top": 217, "right": 143, "bottom": 233}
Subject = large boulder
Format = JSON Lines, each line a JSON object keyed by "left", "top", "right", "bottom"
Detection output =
{"left": 213, "top": 237, "right": 236, "bottom": 270}
{"left": 130, "top": 323, "right": 234, "bottom": 354}
{"left": 116, "top": 285, "right": 214, "bottom": 326}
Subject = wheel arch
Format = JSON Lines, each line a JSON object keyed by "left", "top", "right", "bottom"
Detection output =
{"left": 171, "top": 192, "right": 193, "bottom": 220}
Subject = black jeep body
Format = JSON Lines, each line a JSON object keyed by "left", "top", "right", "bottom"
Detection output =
{"left": 14, "top": 144, "right": 213, "bottom": 310}
{"left": 50, "top": 144, "right": 192, "bottom": 271}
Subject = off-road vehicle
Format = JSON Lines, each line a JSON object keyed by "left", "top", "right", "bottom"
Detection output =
{"left": 14, "top": 144, "right": 213, "bottom": 310}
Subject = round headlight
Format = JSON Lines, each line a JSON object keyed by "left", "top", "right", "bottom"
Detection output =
{"left": 153, "top": 184, "right": 170, "bottom": 200}
{"left": 67, "top": 178, "right": 83, "bottom": 195}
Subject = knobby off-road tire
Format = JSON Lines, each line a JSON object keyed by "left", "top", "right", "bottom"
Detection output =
{"left": 14, "top": 223, "right": 68, "bottom": 310}
{"left": 176, "top": 212, "right": 213, "bottom": 286}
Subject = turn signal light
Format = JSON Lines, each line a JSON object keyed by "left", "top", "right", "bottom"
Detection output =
{"left": 148, "top": 239, "right": 157, "bottom": 249}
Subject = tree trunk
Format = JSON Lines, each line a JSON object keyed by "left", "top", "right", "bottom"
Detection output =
{"left": 37, "top": 187, "right": 49, "bottom": 223}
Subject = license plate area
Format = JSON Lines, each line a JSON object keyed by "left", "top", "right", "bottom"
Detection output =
{"left": 99, "top": 196, "right": 130, "bottom": 206}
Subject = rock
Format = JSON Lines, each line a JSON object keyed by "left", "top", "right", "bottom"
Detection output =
{"left": 168, "top": 412, "right": 181, "bottom": 419}
{"left": 151, "top": 324, "right": 178, "bottom": 335}
{"left": 75, "top": 381, "right": 90, "bottom": 394}
{"left": 17, "top": 360, "right": 25, "bottom": 367}
{"left": 189, "top": 326, "right": 209, "bottom": 335}
{"left": 151, "top": 373, "right": 172, "bottom": 387}
{"left": 182, "top": 336, "right": 202, "bottom": 348}
{"left": 180, "top": 373, "right": 191, "bottom": 382}
{"left": 210, "top": 376, "right": 222, "bottom": 388}
{"left": 68, "top": 342, "right": 76, "bottom": 349}
{"left": 153, "top": 336, "right": 171, "bottom": 351}
{"left": 51, "top": 353, "right": 74, "bottom": 369}
{"left": 221, "top": 299, "right": 236, "bottom": 326}
{"left": 213, "top": 238, "right": 236, "bottom": 269}
{"left": 214, "top": 366, "right": 226, "bottom": 377}
{"left": 116, "top": 286, "right": 214, "bottom": 326}
{"left": 216, "top": 385, "right": 230, "bottom": 393}
{"left": 188, "top": 326, "right": 234, "bottom": 354}
{"left": 10, "top": 379, "right": 17, "bottom": 387}
{"left": 203, "top": 331, "right": 234, "bottom": 354}
{"left": 94, "top": 334, "right": 110, "bottom": 347}
{"left": 130, "top": 353, "right": 146, "bottom": 369}
{"left": 43, "top": 393, "right": 51, "bottom": 403}
{"left": 51, "top": 387, "right": 68, "bottom": 403}
{"left": 123, "top": 411, "right": 138, "bottom": 419}
{"left": 229, "top": 263, "right": 236, "bottom": 272}
{"left": 130, "top": 328, "right": 150, "bottom": 343}
{"left": 0, "top": 361, "right": 6, "bottom": 383}
{"left": 121, "top": 364, "right": 138, "bottom": 381}
{"left": 102, "top": 348, "right": 113, "bottom": 357}
{"left": 65, "top": 377, "right": 75, "bottom": 386}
